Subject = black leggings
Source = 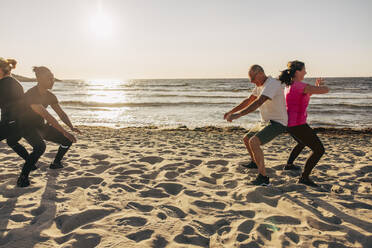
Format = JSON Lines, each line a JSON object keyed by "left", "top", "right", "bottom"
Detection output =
{"left": 0, "top": 120, "right": 30, "bottom": 160}
{"left": 8, "top": 124, "right": 72, "bottom": 176}
{"left": 287, "top": 124, "right": 325, "bottom": 179}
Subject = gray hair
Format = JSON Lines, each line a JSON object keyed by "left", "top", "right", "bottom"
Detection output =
{"left": 249, "top": 64, "right": 264, "bottom": 74}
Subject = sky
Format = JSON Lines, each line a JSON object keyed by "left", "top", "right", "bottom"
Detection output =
{"left": 2, "top": 0, "right": 371, "bottom": 80}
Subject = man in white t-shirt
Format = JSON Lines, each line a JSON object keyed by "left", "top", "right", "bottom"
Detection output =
{"left": 224, "top": 65, "right": 288, "bottom": 186}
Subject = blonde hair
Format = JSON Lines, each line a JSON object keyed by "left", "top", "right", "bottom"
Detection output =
{"left": 0, "top": 58, "right": 17, "bottom": 75}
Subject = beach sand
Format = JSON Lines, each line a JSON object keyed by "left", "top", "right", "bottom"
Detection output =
{"left": 0, "top": 126, "right": 371, "bottom": 248}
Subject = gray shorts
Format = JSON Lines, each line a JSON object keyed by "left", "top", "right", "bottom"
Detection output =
{"left": 244, "top": 120, "right": 287, "bottom": 145}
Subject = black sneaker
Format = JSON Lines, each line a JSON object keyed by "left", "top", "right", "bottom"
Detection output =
{"left": 284, "top": 163, "right": 301, "bottom": 170}
{"left": 50, "top": 162, "right": 63, "bottom": 169}
{"left": 298, "top": 177, "right": 318, "bottom": 187}
{"left": 242, "top": 161, "right": 258, "bottom": 169}
{"left": 17, "top": 174, "right": 30, "bottom": 187}
{"left": 252, "top": 174, "right": 270, "bottom": 186}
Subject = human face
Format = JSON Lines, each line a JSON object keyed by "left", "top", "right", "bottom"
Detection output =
{"left": 294, "top": 66, "right": 307, "bottom": 82}
{"left": 38, "top": 72, "right": 55, "bottom": 89}
{"left": 249, "top": 71, "right": 260, "bottom": 85}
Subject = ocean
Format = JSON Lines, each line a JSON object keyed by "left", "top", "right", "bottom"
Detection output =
{"left": 21, "top": 77, "right": 372, "bottom": 130}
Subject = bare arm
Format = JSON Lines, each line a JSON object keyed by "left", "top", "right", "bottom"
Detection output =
{"left": 224, "top": 95, "right": 257, "bottom": 119}
{"left": 227, "top": 95, "right": 270, "bottom": 122}
{"left": 51, "top": 103, "right": 82, "bottom": 134}
{"left": 304, "top": 78, "right": 329, "bottom": 94}
{"left": 30, "top": 104, "right": 76, "bottom": 142}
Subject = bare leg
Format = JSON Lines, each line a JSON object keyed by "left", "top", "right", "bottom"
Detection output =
{"left": 243, "top": 135, "right": 255, "bottom": 162}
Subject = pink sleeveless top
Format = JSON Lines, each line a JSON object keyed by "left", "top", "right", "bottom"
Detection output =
{"left": 285, "top": 81, "right": 310, "bottom": 127}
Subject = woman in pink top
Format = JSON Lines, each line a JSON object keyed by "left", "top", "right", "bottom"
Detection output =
{"left": 279, "top": 61, "right": 329, "bottom": 187}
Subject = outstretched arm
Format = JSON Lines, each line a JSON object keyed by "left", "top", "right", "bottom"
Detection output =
{"left": 224, "top": 94, "right": 257, "bottom": 120}
{"left": 227, "top": 95, "right": 269, "bottom": 122}
{"left": 51, "top": 103, "right": 82, "bottom": 134}
{"left": 30, "top": 104, "right": 77, "bottom": 142}
{"left": 304, "top": 78, "right": 329, "bottom": 94}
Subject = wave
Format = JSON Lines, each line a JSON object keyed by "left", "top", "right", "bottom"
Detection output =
{"left": 60, "top": 100, "right": 236, "bottom": 108}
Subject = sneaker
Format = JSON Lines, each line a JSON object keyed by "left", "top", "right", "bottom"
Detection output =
{"left": 284, "top": 163, "right": 301, "bottom": 170}
{"left": 242, "top": 161, "right": 258, "bottom": 169}
{"left": 17, "top": 174, "right": 30, "bottom": 187}
{"left": 50, "top": 162, "right": 63, "bottom": 169}
{"left": 298, "top": 177, "right": 318, "bottom": 187}
{"left": 252, "top": 174, "right": 270, "bottom": 186}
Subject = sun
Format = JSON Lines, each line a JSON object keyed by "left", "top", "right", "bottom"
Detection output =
{"left": 89, "top": 7, "right": 114, "bottom": 38}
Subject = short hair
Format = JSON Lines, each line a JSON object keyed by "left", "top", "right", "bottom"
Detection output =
{"left": 249, "top": 64, "right": 264, "bottom": 74}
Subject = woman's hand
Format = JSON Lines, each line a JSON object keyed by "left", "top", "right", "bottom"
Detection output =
{"left": 315, "top": 78, "right": 324, "bottom": 87}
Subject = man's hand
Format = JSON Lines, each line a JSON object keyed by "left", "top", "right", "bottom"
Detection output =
{"left": 223, "top": 111, "right": 232, "bottom": 120}
{"left": 226, "top": 113, "right": 240, "bottom": 122}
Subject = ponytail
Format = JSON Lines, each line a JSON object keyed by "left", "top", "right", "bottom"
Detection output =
{"left": 278, "top": 60, "right": 305, "bottom": 86}
{"left": 0, "top": 57, "right": 17, "bottom": 75}
{"left": 278, "top": 69, "right": 295, "bottom": 86}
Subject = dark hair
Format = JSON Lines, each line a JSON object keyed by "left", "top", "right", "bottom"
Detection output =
{"left": 278, "top": 60, "right": 305, "bottom": 86}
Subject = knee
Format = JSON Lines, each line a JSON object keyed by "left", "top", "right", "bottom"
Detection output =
{"left": 62, "top": 140, "right": 73, "bottom": 147}
{"left": 249, "top": 136, "right": 261, "bottom": 148}
{"left": 313, "top": 144, "right": 325, "bottom": 157}
{"left": 35, "top": 142, "right": 46, "bottom": 156}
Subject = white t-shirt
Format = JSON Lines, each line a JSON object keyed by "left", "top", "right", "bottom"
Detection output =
{"left": 251, "top": 76, "right": 288, "bottom": 126}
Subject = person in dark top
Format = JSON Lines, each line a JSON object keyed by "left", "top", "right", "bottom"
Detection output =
{"left": 0, "top": 58, "right": 55, "bottom": 187}
{"left": 0, "top": 58, "right": 30, "bottom": 161}
{"left": 10, "top": 66, "right": 80, "bottom": 187}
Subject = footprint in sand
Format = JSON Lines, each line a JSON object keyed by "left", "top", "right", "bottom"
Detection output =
{"left": 156, "top": 183, "right": 183, "bottom": 195}
{"left": 306, "top": 217, "right": 341, "bottom": 231}
{"left": 285, "top": 232, "right": 299, "bottom": 244}
{"left": 116, "top": 216, "right": 147, "bottom": 227}
{"left": 184, "top": 190, "right": 204, "bottom": 197}
{"left": 152, "top": 235, "right": 168, "bottom": 248}
{"left": 125, "top": 202, "right": 154, "bottom": 212}
{"left": 264, "top": 215, "right": 301, "bottom": 225}
{"left": 126, "top": 229, "right": 154, "bottom": 242}
{"left": 160, "top": 205, "right": 187, "bottom": 218}
{"left": 174, "top": 225, "right": 209, "bottom": 247}
{"left": 192, "top": 219, "right": 231, "bottom": 236}
{"left": 139, "top": 156, "right": 164, "bottom": 165}
{"left": 223, "top": 180, "right": 238, "bottom": 189}
{"left": 108, "top": 183, "right": 137, "bottom": 193}
{"left": 192, "top": 200, "right": 226, "bottom": 210}
{"left": 206, "top": 160, "right": 229, "bottom": 166}
{"left": 139, "top": 188, "right": 169, "bottom": 198}
{"left": 91, "top": 153, "right": 109, "bottom": 160}
{"left": 238, "top": 220, "right": 255, "bottom": 234}
{"left": 55, "top": 208, "right": 114, "bottom": 234}
{"left": 199, "top": 177, "right": 216, "bottom": 185}
{"left": 186, "top": 159, "right": 202, "bottom": 166}
{"left": 165, "top": 171, "right": 179, "bottom": 179}
{"left": 60, "top": 177, "right": 103, "bottom": 189}
{"left": 160, "top": 163, "right": 184, "bottom": 171}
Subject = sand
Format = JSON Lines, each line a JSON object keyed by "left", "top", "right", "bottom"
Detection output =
{"left": 0, "top": 126, "right": 371, "bottom": 248}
